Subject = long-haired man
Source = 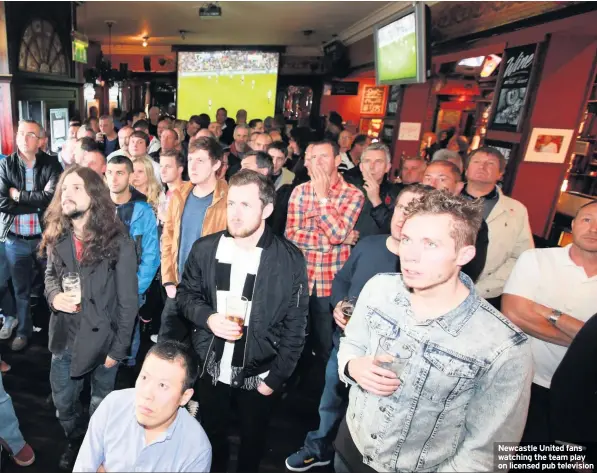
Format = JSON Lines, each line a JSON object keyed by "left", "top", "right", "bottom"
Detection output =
{"left": 40, "top": 166, "right": 138, "bottom": 471}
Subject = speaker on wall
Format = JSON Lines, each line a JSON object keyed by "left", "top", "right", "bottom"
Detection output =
{"left": 143, "top": 56, "right": 151, "bottom": 72}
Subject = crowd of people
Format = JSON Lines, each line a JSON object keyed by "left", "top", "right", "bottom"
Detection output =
{"left": 0, "top": 104, "right": 595, "bottom": 473}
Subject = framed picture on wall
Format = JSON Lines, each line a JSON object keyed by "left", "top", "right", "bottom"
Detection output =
{"left": 484, "top": 139, "right": 520, "bottom": 195}
{"left": 488, "top": 42, "right": 542, "bottom": 133}
{"left": 360, "top": 85, "right": 388, "bottom": 116}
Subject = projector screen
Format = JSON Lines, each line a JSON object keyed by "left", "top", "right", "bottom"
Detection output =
{"left": 177, "top": 50, "right": 280, "bottom": 121}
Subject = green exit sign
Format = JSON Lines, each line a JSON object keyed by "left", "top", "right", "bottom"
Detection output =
{"left": 72, "top": 39, "right": 88, "bottom": 64}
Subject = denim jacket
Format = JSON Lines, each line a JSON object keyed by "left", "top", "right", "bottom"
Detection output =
{"left": 338, "top": 273, "right": 533, "bottom": 472}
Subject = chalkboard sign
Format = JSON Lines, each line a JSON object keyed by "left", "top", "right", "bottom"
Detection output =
{"left": 331, "top": 81, "right": 359, "bottom": 95}
{"left": 360, "top": 85, "right": 388, "bottom": 117}
{"left": 489, "top": 43, "right": 540, "bottom": 133}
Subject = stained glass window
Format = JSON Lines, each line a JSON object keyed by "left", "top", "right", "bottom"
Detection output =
{"left": 18, "top": 19, "right": 68, "bottom": 75}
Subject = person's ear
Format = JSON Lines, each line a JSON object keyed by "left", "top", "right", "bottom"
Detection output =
{"left": 212, "top": 159, "right": 222, "bottom": 173}
{"left": 456, "top": 244, "right": 476, "bottom": 268}
{"left": 335, "top": 154, "right": 342, "bottom": 169}
{"left": 262, "top": 202, "right": 274, "bottom": 220}
{"left": 455, "top": 181, "right": 464, "bottom": 195}
{"left": 180, "top": 388, "right": 194, "bottom": 407}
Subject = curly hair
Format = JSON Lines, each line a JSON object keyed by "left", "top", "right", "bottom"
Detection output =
{"left": 40, "top": 166, "right": 126, "bottom": 265}
{"left": 403, "top": 189, "right": 483, "bottom": 250}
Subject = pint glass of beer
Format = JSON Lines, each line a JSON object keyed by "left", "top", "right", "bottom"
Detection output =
{"left": 62, "top": 272, "right": 81, "bottom": 312}
{"left": 226, "top": 295, "right": 248, "bottom": 340}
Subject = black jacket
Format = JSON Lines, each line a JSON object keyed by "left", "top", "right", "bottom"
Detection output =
{"left": 176, "top": 226, "right": 309, "bottom": 391}
{"left": 45, "top": 232, "right": 138, "bottom": 377}
{"left": 550, "top": 312, "right": 597, "bottom": 450}
{"left": 344, "top": 172, "right": 403, "bottom": 237}
{"left": 0, "top": 151, "right": 63, "bottom": 241}
{"left": 267, "top": 183, "right": 294, "bottom": 236}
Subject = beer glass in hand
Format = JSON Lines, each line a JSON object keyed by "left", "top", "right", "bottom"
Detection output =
{"left": 62, "top": 272, "right": 81, "bottom": 313}
{"left": 226, "top": 295, "right": 248, "bottom": 340}
{"left": 340, "top": 296, "right": 357, "bottom": 337}
{"left": 375, "top": 336, "right": 412, "bottom": 380}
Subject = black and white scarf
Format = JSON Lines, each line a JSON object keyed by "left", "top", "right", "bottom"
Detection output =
{"left": 206, "top": 233, "right": 266, "bottom": 390}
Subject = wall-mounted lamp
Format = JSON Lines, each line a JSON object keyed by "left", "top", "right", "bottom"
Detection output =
{"left": 142, "top": 36, "right": 149, "bottom": 47}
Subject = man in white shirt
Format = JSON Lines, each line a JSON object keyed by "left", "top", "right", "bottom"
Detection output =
{"left": 502, "top": 200, "right": 597, "bottom": 443}
{"left": 74, "top": 340, "right": 212, "bottom": 472}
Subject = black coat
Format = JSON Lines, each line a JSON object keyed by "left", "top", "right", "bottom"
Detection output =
{"left": 45, "top": 232, "right": 139, "bottom": 377}
{"left": 267, "top": 183, "right": 294, "bottom": 236}
{"left": 0, "top": 151, "right": 63, "bottom": 240}
{"left": 176, "top": 226, "right": 309, "bottom": 391}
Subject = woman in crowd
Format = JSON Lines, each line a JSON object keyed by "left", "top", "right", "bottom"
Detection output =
{"left": 131, "top": 157, "right": 162, "bottom": 213}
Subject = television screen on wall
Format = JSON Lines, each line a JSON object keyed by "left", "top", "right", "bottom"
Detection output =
{"left": 374, "top": 3, "right": 429, "bottom": 86}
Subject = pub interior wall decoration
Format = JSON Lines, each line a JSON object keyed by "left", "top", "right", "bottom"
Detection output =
{"left": 488, "top": 42, "right": 541, "bottom": 133}
{"left": 360, "top": 85, "right": 388, "bottom": 117}
{"left": 523, "top": 128, "right": 574, "bottom": 164}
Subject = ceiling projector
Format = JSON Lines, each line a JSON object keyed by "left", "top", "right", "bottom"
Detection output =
{"left": 199, "top": 3, "right": 222, "bottom": 18}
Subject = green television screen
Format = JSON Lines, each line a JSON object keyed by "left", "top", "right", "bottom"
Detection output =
{"left": 377, "top": 13, "right": 416, "bottom": 83}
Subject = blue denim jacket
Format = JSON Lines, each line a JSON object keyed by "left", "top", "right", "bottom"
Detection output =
{"left": 338, "top": 273, "right": 533, "bottom": 472}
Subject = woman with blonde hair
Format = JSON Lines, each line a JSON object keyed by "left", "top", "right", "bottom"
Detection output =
{"left": 131, "top": 156, "right": 162, "bottom": 212}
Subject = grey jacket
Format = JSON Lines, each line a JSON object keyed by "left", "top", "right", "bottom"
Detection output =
{"left": 338, "top": 273, "right": 533, "bottom": 472}
{"left": 45, "top": 232, "right": 138, "bottom": 377}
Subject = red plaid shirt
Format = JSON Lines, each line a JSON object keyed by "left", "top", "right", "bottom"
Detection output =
{"left": 285, "top": 174, "right": 364, "bottom": 297}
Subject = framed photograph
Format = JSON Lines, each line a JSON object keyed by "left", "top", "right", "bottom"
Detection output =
{"left": 385, "top": 85, "right": 402, "bottom": 118}
{"left": 488, "top": 42, "right": 541, "bottom": 133}
{"left": 360, "top": 85, "right": 388, "bottom": 116}
{"left": 484, "top": 139, "right": 520, "bottom": 196}
{"left": 523, "top": 128, "right": 574, "bottom": 164}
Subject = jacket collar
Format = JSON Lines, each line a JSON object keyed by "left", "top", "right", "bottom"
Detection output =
{"left": 178, "top": 178, "right": 228, "bottom": 205}
{"left": 223, "top": 223, "right": 274, "bottom": 250}
{"left": 398, "top": 272, "right": 481, "bottom": 337}
{"left": 54, "top": 232, "right": 77, "bottom": 271}
{"left": 486, "top": 187, "right": 508, "bottom": 223}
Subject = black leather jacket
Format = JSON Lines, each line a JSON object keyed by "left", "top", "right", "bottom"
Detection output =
{"left": 176, "top": 226, "right": 309, "bottom": 391}
{"left": 0, "top": 151, "right": 63, "bottom": 241}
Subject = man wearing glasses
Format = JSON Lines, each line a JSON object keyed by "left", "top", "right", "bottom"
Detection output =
{"left": 0, "top": 120, "right": 62, "bottom": 351}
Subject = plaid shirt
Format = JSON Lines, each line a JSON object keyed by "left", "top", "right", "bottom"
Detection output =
{"left": 285, "top": 174, "right": 364, "bottom": 297}
{"left": 11, "top": 159, "right": 42, "bottom": 236}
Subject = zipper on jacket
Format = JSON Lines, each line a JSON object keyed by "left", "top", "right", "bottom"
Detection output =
{"left": 200, "top": 336, "right": 216, "bottom": 377}
{"left": 296, "top": 283, "right": 303, "bottom": 308}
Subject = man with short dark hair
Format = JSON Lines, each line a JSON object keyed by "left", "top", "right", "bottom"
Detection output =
{"left": 185, "top": 116, "right": 202, "bottom": 144}
{"left": 267, "top": 141, "right": 295, "bottom": 190}
{"left": 253, "top": 132, "right": 273, "bottom": 152}
{"left": 74, "top": 341, "right": 212, "bottom": 472}
{"left": 336, "top": 190, "right": 532, "bottom": 473}
{"left": 286, "top": 140, "right": 364, "bottom": 363}
{"left": 216, "top": 108, "right": 234, "bottom": 145}
{"left": 159, "top": 137, "right": 228, "bottom": 341}
{"left": 240, "top": 150, "right": 294, "bottom": 235}
{"left": 129, "top": 130, "right": 161, "bottom": 183}
{"left": 462, "top": 147, "right": 533, "bottom": 309}
{"left": 249, "top": 118, "right": 264, "bottom": 134}
{"left": 133, "top": 120, "right": 161, "bottom": 156}
{"left": 0, "top": 120, "right": 62, "bottom": 351}
{"left": 41, "top": 166, "right": 138, "bottom": 470}
{"left": 106, "top": 155, "right": 160, "bottom": 366}
{"left": 157, "top": 150, "right": 185, "bottom": 227}
{"left": 74, "top": 137, "right": 100, "bottom": 166}
{"left": 177, "top": 169, "right": 308, "bottom": 473}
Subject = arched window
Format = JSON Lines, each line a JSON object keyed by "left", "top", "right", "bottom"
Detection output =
{"left": 18, "top": 19, "right": 68, "bottom": 75}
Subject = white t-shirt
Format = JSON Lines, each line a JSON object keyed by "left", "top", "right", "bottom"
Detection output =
{"left": 503, "top": 245, "right": 597, "bottom": 388}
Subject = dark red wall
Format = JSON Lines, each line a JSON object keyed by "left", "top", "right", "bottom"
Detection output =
{"left": 320, "top": 77, "right": 377, "bottom": 128}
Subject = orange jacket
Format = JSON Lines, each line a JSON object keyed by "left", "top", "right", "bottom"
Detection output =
{"left": 161, "top": 179, "right": 228, "bottom": 286}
